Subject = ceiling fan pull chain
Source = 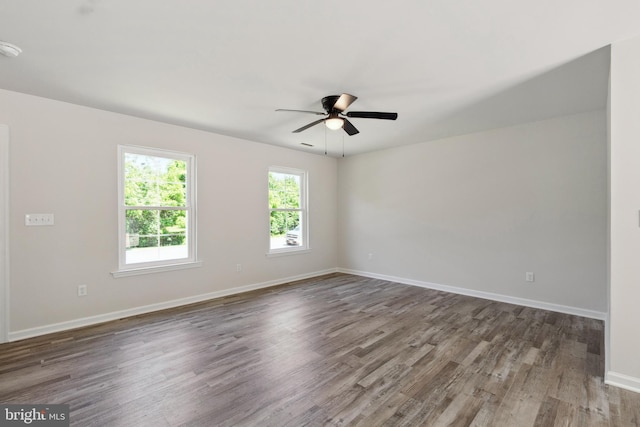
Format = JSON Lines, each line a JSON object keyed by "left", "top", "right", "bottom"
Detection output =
{"left": 324, "top": 125, "right": 328, "bottom": 156}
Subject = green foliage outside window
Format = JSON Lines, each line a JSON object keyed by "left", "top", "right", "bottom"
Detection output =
{"left": 125, "top": 155, "right": 187, "bottom": 248}
{"left": 269, "top": 172, "right": 301, "bottom": 236}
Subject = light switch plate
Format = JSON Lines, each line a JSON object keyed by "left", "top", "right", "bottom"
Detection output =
{"left": 25, "top": 213, "right": 54, "bottom": 226}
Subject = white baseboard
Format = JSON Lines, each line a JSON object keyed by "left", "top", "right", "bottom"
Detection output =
{"left": 606, "top": 371, "right": 640, "bottom": 394}
{"left": 9, "top": 268, "right": 338, "bottom": 342}
{"left": 338, "top": 268, "right": 607, "bottom": 320}
{"left": 8, "top": 267, "right": 607, "bottom": 341}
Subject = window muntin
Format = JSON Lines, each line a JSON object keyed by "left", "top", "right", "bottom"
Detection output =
{"left": 268, "top": 167, "right": 308, "bottom": 252}
{"left": 118, "top": 146, "right": 196, "bottom": 270}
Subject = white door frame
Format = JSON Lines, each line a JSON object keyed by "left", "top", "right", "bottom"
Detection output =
{"left": 0, "top": 124, "right": 9, "bottom": 343}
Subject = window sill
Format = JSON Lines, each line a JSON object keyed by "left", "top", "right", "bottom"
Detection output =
{"left": 266, "top": 248, "right": 311, "bottom": 258}
{"left": 111, "top": 260, "right": 203, "bottom": 278}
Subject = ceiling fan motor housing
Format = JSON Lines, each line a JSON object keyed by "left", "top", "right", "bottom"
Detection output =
{"left": 322, "top": 95, "right": 341, "bottom": 112}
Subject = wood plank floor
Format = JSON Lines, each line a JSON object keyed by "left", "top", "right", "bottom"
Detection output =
{"left": 1, "top": 273, "right": 639, "bottom": 426}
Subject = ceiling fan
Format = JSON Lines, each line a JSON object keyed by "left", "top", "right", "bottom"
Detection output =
{"left": 276, "top": 93, "right": 398, "bottom": 136}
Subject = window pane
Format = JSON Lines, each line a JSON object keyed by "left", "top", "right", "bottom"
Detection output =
{"left": 125, "top": 153, "right": 187, "bottom": 207}
{"left": 270, "top": 210, "right": 301, "bottom": 249}
{"left": 125, "top": 209, "right": 188, "bottom": 264}
{"left": 159, "top": 209, "right": 187, "bottom": 247}
{"left": 268, "top": 172, "right": 300, "bottom": 209}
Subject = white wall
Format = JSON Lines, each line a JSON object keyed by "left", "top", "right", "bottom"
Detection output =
{"left": 608, "top": 37, "right": 640, "bottom": 392}
{"left": 0, "top": 125, "right": 8, "bottom": 342}
{"left": 0, "top": 88, "right": 338, "bottom": 336}
{"left": 338, "top": 111, "right": 607, "bottom": 314}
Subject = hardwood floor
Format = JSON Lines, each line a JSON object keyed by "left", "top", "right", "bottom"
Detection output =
{"left": 1, "top": 273, "right": 639, "bottom": 426}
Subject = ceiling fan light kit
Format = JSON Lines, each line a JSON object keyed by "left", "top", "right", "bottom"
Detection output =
{"left": 325, "top": 117, "right": 344, "bottom": 130}
{"left": 277, "top": 93, "right": 397, "bottom": 136}
{"left": 0, "top": 41, "right": 22, "bottom": 57}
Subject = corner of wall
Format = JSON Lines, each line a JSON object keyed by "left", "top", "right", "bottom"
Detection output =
{"left": 606, "top": 371, "right": 640, "bottom": 394}
{"left": 0, "top": 124, "right": 9, "bottom": 343}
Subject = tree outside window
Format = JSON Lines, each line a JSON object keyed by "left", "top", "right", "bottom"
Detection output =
{"left": 118, "top": 146, "right": 196, "bottom": 269}
{"left": 269, "top": 167, "right": 307, "bottom": 252}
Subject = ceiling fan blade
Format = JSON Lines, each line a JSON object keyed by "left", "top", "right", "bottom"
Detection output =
{"left": 293, "top": 118, "right": 326, "bottom": 133}
{"left": 342, "top": 119, "right": 360, "bottom": 136}
{"left": 346, "top": 111, "right": 398, "bottom": 120}
{"left": 276, "top": 109, "right": 326, "bottom": 115}
{"left": 333, "top": 93, "right": 358, "bottom": 112}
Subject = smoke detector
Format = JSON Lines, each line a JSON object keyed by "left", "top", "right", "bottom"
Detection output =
{"left": 0, "top": 41, "right": 22, "bottom": 58}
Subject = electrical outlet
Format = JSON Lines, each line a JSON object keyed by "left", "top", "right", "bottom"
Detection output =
{"left": 525, "top": 272, "right": 535, "bottom": 282}
{"left": 236, "top": 263, "right": 242, "bottom": 272}
{"left": 368, "top": 253, "right": 373, "bottom": 260}
{"left": 77, "top": 284, "right": 87, "bottom": 297}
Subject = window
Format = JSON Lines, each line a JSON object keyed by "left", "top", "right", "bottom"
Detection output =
{"left": 268, "top": 167, "right": 308, "bottom": 253}
{"left": 116, "top": 145, "right": 197, "bottom": 274}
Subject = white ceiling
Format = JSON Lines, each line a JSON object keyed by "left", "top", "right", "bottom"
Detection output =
{"left": 0, "top": 1, "right": 638, "bottom": 156}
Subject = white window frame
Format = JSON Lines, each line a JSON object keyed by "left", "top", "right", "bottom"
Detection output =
{"left": 267, "top": 166, "right": 309, "bottom": 256}
{"left": 113, "top": 145, "right": 199, "bottom": 277}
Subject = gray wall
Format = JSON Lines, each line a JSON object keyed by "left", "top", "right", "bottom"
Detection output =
{"left": 0, "top": 87, "right": 611, "bottom": 345}
{"left": 608, "top": 36, "right": 640, "bottom": 389}
{"left": 338, "top": 111, "right": 607, "bottom": 313}
{"left": 0, "top": 88, "right": 338, "bottom": 335}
